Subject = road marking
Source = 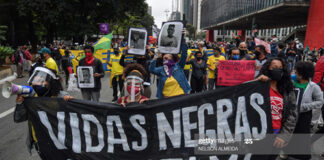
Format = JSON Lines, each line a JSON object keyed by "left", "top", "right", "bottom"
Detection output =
{"left": 0, "top": 107, "right": 15, "bottom": 119}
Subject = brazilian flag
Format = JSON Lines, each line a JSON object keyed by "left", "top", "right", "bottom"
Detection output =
{"left": 93, "top": 32, "right": 113, "bottom": 53}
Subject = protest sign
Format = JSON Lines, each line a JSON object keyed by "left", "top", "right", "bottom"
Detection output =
{"left": 254, "top": 38, "right": 271, "bottom": 54}
{"left": 24, "top": 81, "right": 272, "bottom": 160}
{"left": 217, "top": 60, "right": 256, "bottom": 86}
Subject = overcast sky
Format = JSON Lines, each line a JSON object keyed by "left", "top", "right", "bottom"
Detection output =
{"left": 146, "top": 0, "right": 173, "bottom": 29}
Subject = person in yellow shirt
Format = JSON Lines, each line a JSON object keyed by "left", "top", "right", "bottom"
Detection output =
{"left": 39, "top": 48, "right": 58, "bottom": 74}
{"left": 207, "top": 47, "right": 225, "bottom": 90}
{"left": 107, "top": 47, "right": 124, "bottom": 102}
{"left": 184, "top": 49, "right": 194, "bottom": 79}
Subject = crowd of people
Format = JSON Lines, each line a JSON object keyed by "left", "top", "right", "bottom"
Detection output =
{"left": 10, "top": 29, "right": 324, "bottom": 160}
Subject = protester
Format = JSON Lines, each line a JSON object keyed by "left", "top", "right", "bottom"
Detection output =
{"left": 311, "top": 49, "right": 324, "bottom": 158}
{"left": 149, "top": 43, "right": 191, "bottom": 98}
{"left": 29, "top": 54, "right": 44, "bottom": 77}
{"left": 39, "top": 47, "right": 58, "bottom": 74}
{"left": 282, "top": 61, "right": 324, "bottom": 160}
{"left": 232, "top": 32, "right": 242, "bottom": 47}
{"left": 247, "top": 37, "right": 255, "bottom": 51}
{"left": 277, "top": 43, "right": 287, "bottom": 59}
{"left": 21, "top": 46, "right": 32, "bottom": 71}
{"left": 286, "top": 42, "right": 298, "bottom": 71}
{"left": 118, "top": 63, "right": 149, "bottom": 107}
{"left": 120, "top": 46, "right": 152, "bottom": 98}
{"left": 186, "top": 51, "right": 207, "bottom": 93}
{"left": 14, "top": 66, "right": 72, "bottom": 160}
{"left": 52, "top": 47, "right": 63, "bottom": 73}
{"left": 107, "top": 46, "right": 124, "bottom": 102}
{"left": 254, "top": 45, "right": 268, "bottom": 78}
{"left": 270, "top": 36, "right": 279, "bottom": 57}
{"left": 228, "top": 47, "right": 241, "bottom": 60}
{"left": 198, "top": 41, "right": 208, "bottom": 61}
{"left": 238, "top": 42, "right": 249, "bottom": 58}
{"left": 61, "top": 49, "right": 73, "bottom": 85}
{"left": 78, "top": 45, "right": 105, "bottom": 102}
{"left": 11, "top": 50, "right": 24, "bottom": 78}
{"left": 207, "top": 47, "right": 225, "bottom": 90}
{"left": 255, "top": 57, "right": 298, "bottom": 160}
{"left": 183, "top": 49, "right": 194, "bottom": 80}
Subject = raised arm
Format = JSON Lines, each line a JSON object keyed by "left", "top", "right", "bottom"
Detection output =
{"left": 178, "top": 43, "right": 188, "bottom": 68}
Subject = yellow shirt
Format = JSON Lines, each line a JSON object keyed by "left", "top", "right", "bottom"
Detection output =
{"left": 207, "top": 55, "right": 225, "bottom": 79}
{"left": 163, "top": 76, "right": 185, "bottom": 97}
{"left": 45, "top": 57, "right": 58, "bottom": 74}
{"left": 184, "top": 50, "right": 194, "bottom": 70}
{"left": 110, "top": 54, "right": 123, "bottom": 75}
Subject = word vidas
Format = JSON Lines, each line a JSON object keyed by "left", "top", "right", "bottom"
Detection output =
{"left": 37, "top": 93, "right": 267, "bottom": 154}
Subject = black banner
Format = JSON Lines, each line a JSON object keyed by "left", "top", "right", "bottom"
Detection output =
{"left": 24, "top": 81, "right": 272, "bottom": 160}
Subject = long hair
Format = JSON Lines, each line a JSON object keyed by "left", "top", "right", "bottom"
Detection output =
{"left": 48, "top": 69, "right": 63, "bottom": 97}
{"left": 259, "top": 57, "right": 294, "bottom": 95}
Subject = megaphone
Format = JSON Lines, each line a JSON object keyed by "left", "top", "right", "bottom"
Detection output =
{"left": 2, "top": 81, "right": 33, "bottom": 98}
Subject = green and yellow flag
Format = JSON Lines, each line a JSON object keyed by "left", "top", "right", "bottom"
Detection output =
{"left": 93, "top": 32, "right": 113, "bottom": 53}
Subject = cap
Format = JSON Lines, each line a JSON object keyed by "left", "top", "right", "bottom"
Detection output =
{"left": 39, "top": 48, "right": 51, "bottom": 54}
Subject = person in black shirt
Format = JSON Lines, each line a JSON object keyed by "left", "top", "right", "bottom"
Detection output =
{"left": 186, "top": 51, "right": 207, "bottom": 93}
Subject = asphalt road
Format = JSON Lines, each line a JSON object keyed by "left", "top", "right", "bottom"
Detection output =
{"left": 0, "top": 67, "right": 323, "bottom": 160}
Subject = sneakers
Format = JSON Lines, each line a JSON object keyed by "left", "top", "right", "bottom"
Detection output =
{"left": 279, "top": 154, "right": 288, "bottom": 160}
{"left": 112, "top": 97, "right": 118, "bottom": 102}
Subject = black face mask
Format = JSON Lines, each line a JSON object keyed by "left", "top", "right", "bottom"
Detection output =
{"left": 196, "top": 57, "right": 202, "bottom": 60}
{"left": 240, "top": 50, "right": 247, "bottom": 56}
{"left": 37, "top": 58, "right": 43, "bottom": 64}
{"left": 33, "top": 85, "right": 49, "bottom": 97}
{"left": 254, "top": 51, "right": 261, "bottom": 57}
{"left": 114, "top": 51, "right": 119, "bottom": 55}
{"left": 269, "top": 68, "right": 283, "bottom": 81}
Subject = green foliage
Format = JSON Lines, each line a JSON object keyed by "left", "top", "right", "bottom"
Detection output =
{"left": 186, "top": 24, "right": 196, "bottom": 40}
{"left": 197, "top": 31, "right": 207, "bottom": 40}
{"left": 14, "top": 0, "right": 152, "bottom": 43}
{"left": 0, "top": 25, "right": 8, "bottom": 42}
{"left": 0, "top": 45, "right": 14, "bottom": 65}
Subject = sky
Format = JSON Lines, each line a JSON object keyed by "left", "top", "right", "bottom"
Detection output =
{"left": 146, "top": 0, "right": 173, "bottom": 29}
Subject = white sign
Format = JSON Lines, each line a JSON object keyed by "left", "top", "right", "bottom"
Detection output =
{"left": 128, "top": 28, "right": 147, "bottom": 55}
{"left": 158, "top": 21, "right": 184, "bottom": 54}
{"left": 77, "top": 66, "right": 94, "bottom": 88}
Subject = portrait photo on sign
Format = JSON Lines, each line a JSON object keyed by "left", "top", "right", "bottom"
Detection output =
{"left": 158, "top": 21, "right": 183, "bottom": 54}
{"left": 77, "top": 66, "right": 94, "bottom": 88}
{"left": 128, "top": 28, "right": 147, "bottom": 55}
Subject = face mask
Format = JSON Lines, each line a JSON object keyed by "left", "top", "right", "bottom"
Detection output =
{"left": 85, "top": 52, "right": 93, "bottom": 59}
{"left": 240, "top": 50, "right": 247, "bottom": 56}
{"left": 114, "top": 51, "right": 119, "bottom": 55}
{"left": 254, "top": 51, "right": 261, "bottom": 57}
{"left": 163, "top": 59, "right": 175, "bottom": 77}
{"left": 196, "top": 57, "right": 202, "bottom": 60}
{"left": 232, "top": 55, "right": 240, "bottom": 60}
{"left": 37, "top": 58, "right": 43, "bottom": 63}
{"left": 126, "top": 85, "right": 141, "bottom": 96}
{"left": 291, "top": 73, "right": 297, "bottom": 82}
{"left": 269, "top": 68, "right": 283, "bottom": 81}
{"left": 33, "top": 85, "right": 49, "bottom": 97}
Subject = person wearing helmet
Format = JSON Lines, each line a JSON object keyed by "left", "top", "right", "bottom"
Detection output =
{"left": 118, "top": 63, "right": 149, "bottom": 107}
{"left": 14, "top": 66, "right": 72, "bottom": 159}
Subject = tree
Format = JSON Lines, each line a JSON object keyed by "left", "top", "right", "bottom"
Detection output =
{"left": 186, "top": 24, "right": 196, "bottom": 40}
{"left": 0, "top": 25, "right": 8, "bottom": 42}
{"left": 15, "top": 0, "right": 151, "bottom": 44}
{"left": 197, "top": 31, "right": 207, "bottom": 40}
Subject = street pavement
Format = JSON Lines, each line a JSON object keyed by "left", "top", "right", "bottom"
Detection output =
{"left": 0, "top": 67, "right": 323, "bottom": 160}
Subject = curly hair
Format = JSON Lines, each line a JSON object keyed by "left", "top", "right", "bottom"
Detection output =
{"left": 258, "top": 57, "right": 294, "bottom": 95}
{"left": 122, "top": 63, "right": 147, "bottom": 80}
